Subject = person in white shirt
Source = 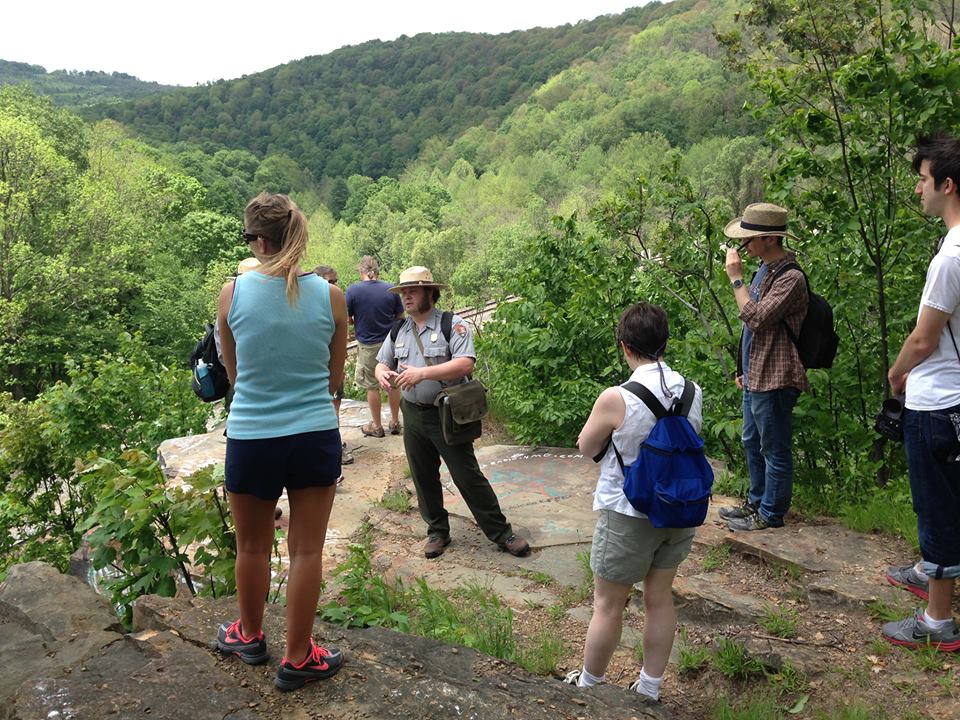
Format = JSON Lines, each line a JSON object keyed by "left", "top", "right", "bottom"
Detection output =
{"left": 566, "top": 302, "right": 704, "bottom": 700}
{"left": 883, "top": 134, "right": 960, "bottom": 652}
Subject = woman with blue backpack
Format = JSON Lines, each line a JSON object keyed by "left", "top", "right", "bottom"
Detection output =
{"left": 564, "top": 302, "right": 707, "bottom": 702}
{"left": 213, "top": 192, "right": 348, "bottom": 691}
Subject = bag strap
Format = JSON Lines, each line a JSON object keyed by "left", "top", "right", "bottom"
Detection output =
{"left": 770, "top": 261, "right": 807, "bottom": 346}
{"left": 949, "top": 322, "right": 960, "bottom": 364}
{"left": 621, "top": 381, "right": 668, "bottom": 420}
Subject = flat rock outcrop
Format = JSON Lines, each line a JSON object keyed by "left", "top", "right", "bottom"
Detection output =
{"left": 0, "top": 562, "right": 667, "bottom": 720}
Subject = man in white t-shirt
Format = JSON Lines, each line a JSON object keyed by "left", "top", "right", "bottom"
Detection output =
{"left": 883, "top": 133, "right": 960, "bottom": 652}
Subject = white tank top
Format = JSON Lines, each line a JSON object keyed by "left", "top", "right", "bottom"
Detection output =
{"left": 593, "top": 362, "right": 704, "bottom": 518}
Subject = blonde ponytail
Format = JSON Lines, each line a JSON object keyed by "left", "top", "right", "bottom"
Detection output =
{"left": 243, "top": 193, "right": 309, "bottom": 305}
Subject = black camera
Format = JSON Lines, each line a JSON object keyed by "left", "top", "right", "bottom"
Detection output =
{"left": 874, "top": 398, "right": 904, "bottom": 443}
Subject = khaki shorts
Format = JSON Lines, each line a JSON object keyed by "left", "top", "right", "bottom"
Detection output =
{"left": 590, "top": 509, "right": 695, "bottom": 586}
{"left": 355, "top": 341, "right": 383, "bottom": 390}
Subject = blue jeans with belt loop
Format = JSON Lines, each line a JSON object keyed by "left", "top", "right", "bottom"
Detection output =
{"left": 904, "top": 403, "right": 960, "bottom": 573}
{"left": 742, "top": 388, "right": 801, "bottom": 526}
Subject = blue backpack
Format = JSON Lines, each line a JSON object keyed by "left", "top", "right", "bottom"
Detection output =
{"left": 612, "top": 380, "right": 714, "bottom": 529}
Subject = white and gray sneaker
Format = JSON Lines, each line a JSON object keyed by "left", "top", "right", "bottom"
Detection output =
{"left": 882, "top": 610, "right": 960, "bottom": 652}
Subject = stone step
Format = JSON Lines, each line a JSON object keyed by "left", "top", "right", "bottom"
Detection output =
{"left": 672, "top": 573, "right": 769, "bottom": 623}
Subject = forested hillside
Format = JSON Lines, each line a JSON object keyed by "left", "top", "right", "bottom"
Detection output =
{"left": 88, "top": 2, "right": 690, "bottom": 185}
{"left": 0, "top": 59, "right": 174, "bottom": 106}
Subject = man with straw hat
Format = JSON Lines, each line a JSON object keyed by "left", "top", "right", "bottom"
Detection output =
{"left": 374, "top": 266, "right": 530, "bottom": 559}
{"left": 719, "top": 203, "right": 809, "bottom": 531}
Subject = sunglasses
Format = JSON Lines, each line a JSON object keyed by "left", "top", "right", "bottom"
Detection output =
{"left": 242, "top": 231, "right": 259, "bottom": 243}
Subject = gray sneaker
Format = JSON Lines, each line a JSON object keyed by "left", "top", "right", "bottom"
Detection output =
{"left": 882, "top": 610, "right": 960, "bottom": 651}
{"left": 727, "top": 512, "right": 780, "bottom": 532}
{"left": 718, "top": 501, "right": 758, "bottom": 520}
{"left": 885, "top": 564, "right": 929, "bottom": 601}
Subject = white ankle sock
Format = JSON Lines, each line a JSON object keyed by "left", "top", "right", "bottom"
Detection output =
{"left": 923, "top": 610, "right": 953, "bottom": 629}
{"left": 634, "top": 668, "right": 662, "bottom": 700}
{"left": 577, "top": 667, "right": 605, "bottom": 687}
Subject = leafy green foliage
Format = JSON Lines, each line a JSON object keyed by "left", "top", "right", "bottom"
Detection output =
{"left": 0, "top": 333, "right": 210, "bottom": 577}
{"left": 79, "top": 453, "right": 235, "bottom": 626}
{"left": 480, "top": 216, "right": 636, "bottom": 445}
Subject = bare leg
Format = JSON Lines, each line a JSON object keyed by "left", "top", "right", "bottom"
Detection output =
{"left": 228, "top": 491, "right": 277, "bottom": 638}
{"left": 387, "top": 386, "right": 401, "bottom": 426}
{"left": 927, "top": 577, "right": 956, "bottom": 621}
{"left": 583, "top": 576, "right": 633, "bottom": 677}
{"left": 284, "top": 484, "right": 337, "bottom": 663}
{"left": 640, "top": 567, "right": 679, "bottom": 677}
{"left": 366, "top": 389, "right": 383, "bottom": 429}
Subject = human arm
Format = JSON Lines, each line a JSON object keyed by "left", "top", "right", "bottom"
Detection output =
{"left": 576, "top": 387, "right": 627, "bottom": 459}
{"left": 328, "top": 284, "right": 348, "bottom": 397}
{"left": 217, "top": 281, "right": 237, "bottom": 385}
{"left": 738, "top": 269, "right": 806, "bottom": 331}
{"left": 888, "top": 306, "right": 953, "bottom": 395}
{"left": 724, "top": 246, "right": 752, "bottom": 311}
{"left": 395, "top": 357, "right": 475, "bottom": 390}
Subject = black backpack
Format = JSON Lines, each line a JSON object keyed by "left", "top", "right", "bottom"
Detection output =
{"left": 190, "top": 323, "right": 230, "bottom": 402}
{"left": 772, "top": 263, "right": 839, "bottom": 370}
{"left": 390, "top": 311, "right": 453, "bottom": 344}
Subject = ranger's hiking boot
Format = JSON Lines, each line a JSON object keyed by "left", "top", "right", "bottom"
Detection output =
{"left": 216, "top": 619, "right": 270, "bottom": 665}
{"left": 498, "top": 534, "right": 531, "bottom": 557}
{"left": 424, "top": 535, "right": 451, "bottom": 558}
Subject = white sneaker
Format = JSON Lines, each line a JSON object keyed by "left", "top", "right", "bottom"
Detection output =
{"left": 562, "top": 670, "right": 581, "bottom": 685}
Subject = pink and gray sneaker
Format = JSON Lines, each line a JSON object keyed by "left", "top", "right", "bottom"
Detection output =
{"left": 274, "top": 638, "right": 344, "bottom": 691}
{"left": 216, "top": 619, "right": 270, "bottom": 665}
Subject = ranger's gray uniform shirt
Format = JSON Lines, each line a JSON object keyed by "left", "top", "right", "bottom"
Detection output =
{"left": 376, "top": 308, "right": 475, "bottom": 405}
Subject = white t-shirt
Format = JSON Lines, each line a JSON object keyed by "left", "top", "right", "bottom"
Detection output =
{"left": 906, "top": 225, "right": 960, "bottom": 411}
{"left": 593, "top": 362, "right": 704, "bottom": 517}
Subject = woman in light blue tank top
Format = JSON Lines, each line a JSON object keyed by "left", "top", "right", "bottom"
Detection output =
{"left": 214, "top": 193, "right": 349, "bottom": 690}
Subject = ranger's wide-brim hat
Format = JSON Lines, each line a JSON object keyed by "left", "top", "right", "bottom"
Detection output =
{"left": 237, "top": 257, "right": 262, "bottom": 275}
{"left": 389, "top": 266, "right": 448, "bottom": 292}
{"left": 723, "top": 202, "right": 798, "bottom": 241}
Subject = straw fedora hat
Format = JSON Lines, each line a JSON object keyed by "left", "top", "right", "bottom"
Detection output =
{"left": 237, "top": 257, "right": 262, "bottom": 275}
{"left": 389, "top": 266, "right": 448, "bottom": 292}
{"left": 723, "top": 203, "right": 798, "bottom": 241}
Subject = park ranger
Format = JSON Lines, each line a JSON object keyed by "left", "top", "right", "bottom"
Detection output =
{"left": 374, "top": 266, "right": 530, "bottom": 559}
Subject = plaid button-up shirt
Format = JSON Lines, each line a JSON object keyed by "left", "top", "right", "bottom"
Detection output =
{"left": 735, "top": 253, "right": 810, "bottom": 393}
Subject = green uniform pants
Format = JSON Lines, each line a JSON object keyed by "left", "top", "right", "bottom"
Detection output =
{"left": 401, "top": 399, "right": 512, "bottom": 544}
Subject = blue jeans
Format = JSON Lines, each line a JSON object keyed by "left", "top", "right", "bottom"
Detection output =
{"left": 904, "top": 403, "right": 960, "bottom": 571}
{"left": 742, "top": 388, "right": 800, "bottom": 526}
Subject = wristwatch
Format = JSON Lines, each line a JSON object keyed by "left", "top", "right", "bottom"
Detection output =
{"left": 731, "top": 278, "right": 744, "bottom": 289}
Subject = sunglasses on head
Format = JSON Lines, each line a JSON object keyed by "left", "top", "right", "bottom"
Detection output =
{"left": 242, "top": 231, "right": 259, "bottom": 243}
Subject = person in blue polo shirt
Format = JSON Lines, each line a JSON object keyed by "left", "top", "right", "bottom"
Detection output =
{"left": 346, "top": 256, "right": 404, "bottom": 438}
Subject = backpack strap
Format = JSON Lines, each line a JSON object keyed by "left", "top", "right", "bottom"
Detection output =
{"left": 770, "top": 261, "right": 808, "bottom": 346}
{"left": 676, "top": 380, "right": 696, "bottom": 417}
{"left": 441, "top": 310, "right": 453, "bottom": 343}
{"left": 621, "top": 381, "right": 667, "bottom": 420}
{"left": 390, "top": 317, "right": 407, "bottom": 343}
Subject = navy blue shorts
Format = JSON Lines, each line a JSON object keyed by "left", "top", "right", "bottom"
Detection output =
{"left": 225, "top": 429, "right": 342, "bottom": 500}
{"left": 904, "top": 403, "right": 960, "bottom": 567}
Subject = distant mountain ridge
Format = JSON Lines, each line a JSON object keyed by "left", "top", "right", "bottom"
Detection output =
{"left": 84, "top": 2, "right": 693, "bottom": 181}
{"left": 0, "top": 59, "right": 174, "bottom": 106}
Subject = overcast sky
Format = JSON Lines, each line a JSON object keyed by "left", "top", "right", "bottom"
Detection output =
{"left": 6, "top": 1, "right": 645, "bottom": 87}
